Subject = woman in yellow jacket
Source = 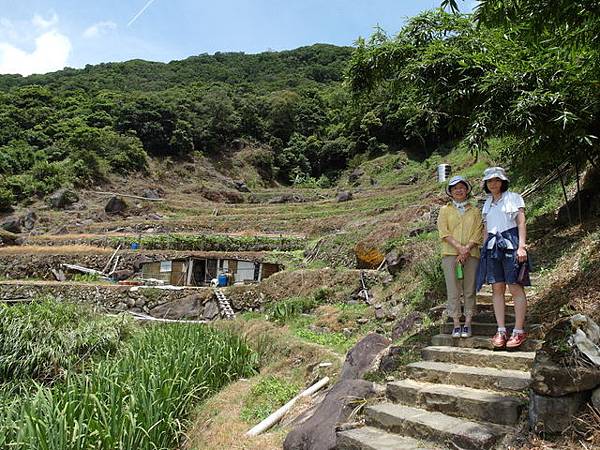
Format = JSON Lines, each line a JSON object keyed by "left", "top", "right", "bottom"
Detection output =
{"left": 437, "top": 176, "right": 483, "bottom": 338}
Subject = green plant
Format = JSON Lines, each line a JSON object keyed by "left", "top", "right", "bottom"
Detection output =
{"left": 0, "top": 323, "right": 258, "bottom": 450}
{"left": 265, "top": 296, "right": 317, "bottom": 324}
{"left": 70, "top": 273, "right": 102, "bottom": 283}
{"left": 0, "top": 298, "right": 133, "bottom": 382}
{"left": 294, "top": 328, "right": 356, "bottom": 353}
{"left": 0, "top": 187, "right": 14, "bottom": 211}
{"left": 240, "top": 376, "right": 299, "bottom": 423}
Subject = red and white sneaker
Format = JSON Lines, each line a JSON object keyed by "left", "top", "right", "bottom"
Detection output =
{"left": 506, "top": 332, "right": 527, "bottom": 349}
{"left": 491, "top": 331, "right": 507, "bottom": 349}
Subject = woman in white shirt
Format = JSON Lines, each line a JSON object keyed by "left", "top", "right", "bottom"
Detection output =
{"left": 476, "top": 167, "right": 531, "bottom": 349}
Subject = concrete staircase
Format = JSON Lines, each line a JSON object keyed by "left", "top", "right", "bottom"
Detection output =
{"left": 337, "top": 286, "right": 541, "bottom": 450}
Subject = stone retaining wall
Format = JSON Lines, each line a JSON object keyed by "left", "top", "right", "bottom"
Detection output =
{"left": 0, "top": 283, "right": 264, "bottom": 320}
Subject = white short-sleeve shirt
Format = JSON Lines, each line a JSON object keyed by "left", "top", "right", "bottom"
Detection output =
{"left": 482, "top": 191, "right": 525, "bottom": 249}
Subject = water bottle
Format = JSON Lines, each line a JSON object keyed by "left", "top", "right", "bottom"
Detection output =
{"left": 455, "top": 262, "right": 464, "bottom": 280}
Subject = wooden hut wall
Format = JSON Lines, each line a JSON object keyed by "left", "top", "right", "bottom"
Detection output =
{"left": 170, "top": 260, "right": 187, "bottom": 286}
{"left": 261, "top": 263, "right": 280, "bottom": 280}
{"left": 142, "top": 262, "right": 171, "bottom": 283}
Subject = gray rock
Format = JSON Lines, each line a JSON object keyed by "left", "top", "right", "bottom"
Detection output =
{"left": 105, "top": 196, "right": 128, "bottom": 214}
{"left": 283, "top": 379, "right": 376, "bottom": 450}
{"left": 340, "top": 333, "right": 391, "bottom": 381}
{"left": 1, "top": 216, "right": 21, "bottom": 234}
{"left": 385, "top": 249, "right": 408, "bottom": 276}
{"left": 529, "top": 390, "right": 590, "bottom": 433}
{"left": 134, "top": 298, "right": 146, "bottom": 308}
{"left": 336, "top": 191, "right": 353, "bottom": 203}
{"left": 375, "top": 307, "right": 385, "bottom": 320}
{"left": 151, "top": 294, "right": 203, "bottom": 320}
{"left": 593, "top": 386, "right": 600, "bottom": 409}
{"left": 47, "top": 189, "right": 79, "bottom": 209}
{"left": 233, "top": 180, "right": 251, "bottom": 193}
{"left": 531, "top": 351, "right": 600, "bottom": 396}
{"left": 348, "top": 168, "right": 364, "bottom": 186}
{"left": 114, "top": 302, "right": 128, "bottom": 311}
{"left": 22, "top": 210, "right": 37, "bottom": 231}
{"left": 203, "top": 299, "right": 219, "bottom": 320}
{"left": 392, "top": 311, "right": 423, "bottom": 341}
{"left": 141, "top": 189, "right": 162, "bottom": 199}
{"left": 111, "top": 269, "right": 133, "bottom": 281}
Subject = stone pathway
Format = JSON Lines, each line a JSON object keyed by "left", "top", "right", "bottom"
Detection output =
{"left": 337, "top": 286, "right": 542, "bottom": 450}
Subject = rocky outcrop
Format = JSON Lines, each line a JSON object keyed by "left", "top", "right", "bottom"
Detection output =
{"left": 47, "top": 189, "right": 79, "bottom": 209}
{"left": 284, "top": 334, "right": 390, "bottom": 450}
{"left": 336, "top": 191, "right": 353, "bottom": 203}
{"left": 531, "top": 351, "right": 600, "bottom": 396}
{"left": 283, "top": 380, "right": 377, "bottom": 450}
{"left": 105, "top": 196, "right": 128, "bottom": 214}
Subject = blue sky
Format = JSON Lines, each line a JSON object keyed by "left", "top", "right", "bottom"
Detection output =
{"left": 0, "top": 1, "right": 474, "bottom": 76}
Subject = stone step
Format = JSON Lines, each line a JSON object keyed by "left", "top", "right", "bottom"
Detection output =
{"left": 387, "top": 379, "right": 525, "bottom": 426}
{"left": 406, "top": 360, "right": 531, "bottom": 392}
{"left": 365, "top": 403, "right": 511, "bottom": 450}
{"left": 476, "top": 292, "right": 516, "bottom": 305}
{"left": 441, "top": 322, "right": 534, "bottom": 336}
{"left": 431, "top": 333, "right": 542, "bottom": 351}
{"left": 336, "top": 426, "right": 441, "bottom": 450}
{"left": 476, "top": 303, "right": 516, "bottom": 315}
{"left": 422, "top": 346, "right": 535, "bottom": 371}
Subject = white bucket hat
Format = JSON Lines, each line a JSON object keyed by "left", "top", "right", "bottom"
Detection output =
{"left": 445, "top": 175, "right": 472, "bottom": 197}
{"left": 482, "top": 167, "right": 509, "bottom": 182}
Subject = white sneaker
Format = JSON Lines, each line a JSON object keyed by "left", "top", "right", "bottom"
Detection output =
{"left": 461, "top": 326, "right": 472, "bottom": 338}
{"left": 452, "top": 326, "right": 462, "bottom": 338}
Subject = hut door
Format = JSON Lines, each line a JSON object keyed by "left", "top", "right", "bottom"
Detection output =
{"left": 192, "top": 259, "right": 206, "bottom": 285}
{"left": 206, "top": 259, "right": 218, "bottom": 282}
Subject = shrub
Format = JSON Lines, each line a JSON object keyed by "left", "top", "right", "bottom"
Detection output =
{"left": 0, "top": 188, "right": 15, "bottom": 211}
{"left": 265, "top": 296, "right": 317, "bottom": 324}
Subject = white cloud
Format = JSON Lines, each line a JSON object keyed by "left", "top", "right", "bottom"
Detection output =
{"left": 0, "top": 30, "right": 71, "bottom": 75}
{"left": 83, "top": 21, "right": 117, "bottom": 39}
{"left": 32, "top": 13, "right": 59, "bottom": 30}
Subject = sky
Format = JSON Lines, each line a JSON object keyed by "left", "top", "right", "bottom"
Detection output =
{"left": 0, "top": 0, "right": 475, "bottom": 76}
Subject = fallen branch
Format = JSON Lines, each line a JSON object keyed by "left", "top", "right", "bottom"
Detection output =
{"left": 245, "top": 376, "right": 330, "bottom": 437}
{"left": 82, "top": 190, "right": 163, "bottom": 202}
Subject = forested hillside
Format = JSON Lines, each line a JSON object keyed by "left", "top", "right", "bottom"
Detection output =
{"left": 1, "top": 3, "right": 598, "bottom": 213}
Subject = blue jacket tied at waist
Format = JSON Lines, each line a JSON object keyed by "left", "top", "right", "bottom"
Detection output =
{"left": 476, "top": 227, "right": 531, "bottom": 291}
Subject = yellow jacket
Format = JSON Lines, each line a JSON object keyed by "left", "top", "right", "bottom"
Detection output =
{"left": 437, "top": 203, "right": 483, "bottom": 257}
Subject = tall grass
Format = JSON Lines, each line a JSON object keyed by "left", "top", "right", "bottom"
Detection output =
{"left": 0, "top": 317, "right": 258, "bottom": 449}
{"left": 0, "top": 299, "right": 133, "bottom": 382}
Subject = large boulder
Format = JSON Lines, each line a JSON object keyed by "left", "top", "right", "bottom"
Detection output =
{"left": 233, "top": 180, "right": 251, "bottom": 193}
{"left": 336, "top": 191, "right": 353, "bottom": 203}
{"left": 149, "top": 294, "right": 203, "bottom": 320}
{"left": 21, "top": 210, "right": 37, "bottom": 231}
{"left": 202, "top": 299, "right": 220, "bottom": 320}
{"left": 531, "top": 351, "right": 600, "bottom": 396}
{"left": 105, "top": 196, "right": 128, "bottom": 214}
{"left": 348, "top": 168, "right": 364, "bottom": 186}
{"left": 1, "top": 216, "right": 21, "bottom": 234}
{"left": 47, "top": 189, "right": 79, "bottom": 209}
{"left": 339, "top": 333, "right": 391, "bottom": 381}
{"left": 384, "top": 249, "right": 408, "bottom": 276}
{"left": 283, "top": 379, "right": 377, "bottom": 450}
{"left": 354, "top": 243, "right": 384, "bottom": 269}
{"left": 529, "top": 390, "right": 590, "bottom": 433}
{"left": 0, "top": 228, "right": 22, "bottom": 246}
{"left": 141, "top": 189, "right": 162, "bottom": 199}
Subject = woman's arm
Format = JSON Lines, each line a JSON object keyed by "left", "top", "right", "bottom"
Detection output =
{"left": 516, "top": 207, "right": 527, "bottom": 262}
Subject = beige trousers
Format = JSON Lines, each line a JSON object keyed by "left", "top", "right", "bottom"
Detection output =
{"left": 441, "top": 255, "right": 478, "bottom": 319}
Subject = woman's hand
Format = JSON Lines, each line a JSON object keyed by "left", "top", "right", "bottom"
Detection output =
{"left": 517, "top": 246, "right": 528, "bottom": 263}
{"left": 457, "top": 245, "right": 471, "bottom": 263}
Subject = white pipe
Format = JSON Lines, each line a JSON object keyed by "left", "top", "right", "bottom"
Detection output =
{"left": 245, "top": 376, "right": 330, "bottom": 437}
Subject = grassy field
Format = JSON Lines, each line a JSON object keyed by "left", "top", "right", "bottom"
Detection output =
{"left": 0, "top": 299, "right": 258, "bottom": 450}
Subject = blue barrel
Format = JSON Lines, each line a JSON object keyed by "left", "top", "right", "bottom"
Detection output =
{"left": 130, "top": 242, "right": 139, "bottom": 250}
{"left": 218, "top": 273, "right": 228, "bottom": 287}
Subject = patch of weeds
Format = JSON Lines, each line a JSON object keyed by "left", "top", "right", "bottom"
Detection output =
{"left": 294, "top": 328, "right": 356, "bottom": 354}
{"left": 383, "top": 236, "right": 408, "bottom": 254}
{"left": 265, "top": 296, "right": 318, "bottom": 324}
{"left": 70, "top": 273, "right": 102, "bottom": 283}
{"left": 239, "top": 311, "right": 265, "bottom": 321}
{"left": 240, "top": 376, "right": 300, "bottom": 423}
